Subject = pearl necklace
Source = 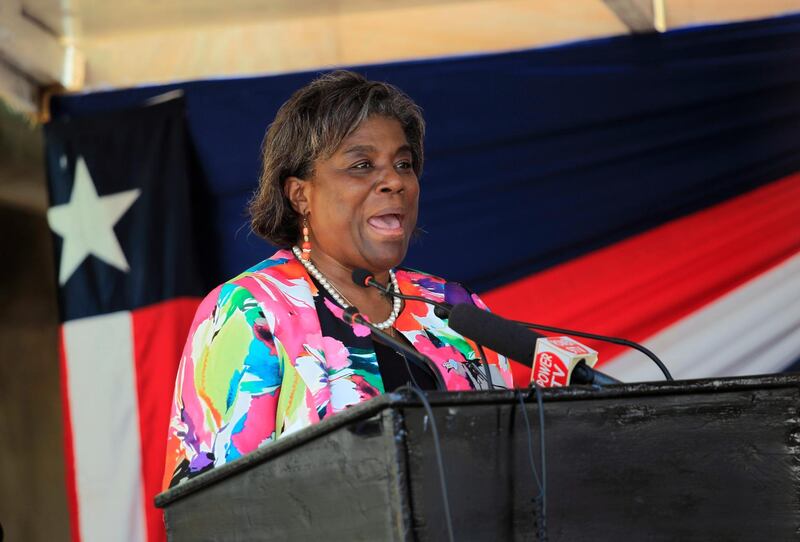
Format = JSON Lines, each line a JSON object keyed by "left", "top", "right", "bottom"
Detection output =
{"left": 292, "top": 246, "right": 402, "bottom": 330}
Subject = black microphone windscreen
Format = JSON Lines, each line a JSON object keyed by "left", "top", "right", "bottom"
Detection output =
{"left": 448, "top": 303, "right": 542, "bottom": 364}
{"left": 352, "top": 268, "right": 373, "bottom": 288}
{"left": 434, "top": 304, "right": 451, "bottom": 319}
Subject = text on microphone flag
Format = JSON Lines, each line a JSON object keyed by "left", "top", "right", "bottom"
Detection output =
{"left": 549, "top": 337, "right": 591, "bottom": 356}
{"left": 531, "top": 336, "right": 599, "bottom": 387}
{"left": 532, "top": 351, "right": 569, "bottom": 387}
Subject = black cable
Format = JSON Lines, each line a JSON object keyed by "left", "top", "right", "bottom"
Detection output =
{"left": 399, "top": 351, "right": 423, "bottom": 391}
{"left": 475, "top": 343, "right": 496, "bottom": 390}
{"left": 516, "top": 387, "right": 548, "bottom": 542}
{"left": 513, "top": 319, "right": 673, "bottom": 381}
{"left": 516, "top": 391, "right": 543, "bottom": 492}
{"left": 345, "top": 307, "right": 447, "bottom": 390}
{"left": 533, "top": 384, "right": 547, "bottom": 541}
{"left": 398, "top": 384, "right": 456, "bottom": 542}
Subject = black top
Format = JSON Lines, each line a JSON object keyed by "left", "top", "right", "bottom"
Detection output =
{"left": 372, "top": 336, "right": 438, "bottom": 391}
{"left": 308, "top": 274, "right": 439, "bottom": 392}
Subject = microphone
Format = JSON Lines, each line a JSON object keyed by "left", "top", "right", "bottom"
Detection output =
{"left": 513, "top": 319, "right": 672, "bottom": 381}
{"left": 448, "top": 303, "right": 543, "bottom": 362}
{"left": 352, "top": 268, "right": 377, "bottom": 288}
{"left": 531, "top": 335, "right": 621, "bottom": 387}
{"left": 342, "top": 306, "right": 446, "bottom": 390}
{"left": 352, "top": 268, "right": 453, "bottom": 316}
{"left": 356, "top": 266, "right": 668, "bottom": 381}
{"left": 354, "top": 268, "right": 624, "bottom": 387}
{"left": 353, "top": 268, "right": 494, "bottom": 388}
{"left": 448, "top": 303, "right": 620, "bottom": 387}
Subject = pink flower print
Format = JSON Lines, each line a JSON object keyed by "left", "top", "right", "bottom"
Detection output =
{"left": 324, "top": 298, "right": 371, "bottom": 337}
{"left": 307, "top": 333, "right": 351, "bottom": 372}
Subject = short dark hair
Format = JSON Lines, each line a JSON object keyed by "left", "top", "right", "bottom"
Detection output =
{"left": 248, "top": 70, "right": 426, "bottom": 247}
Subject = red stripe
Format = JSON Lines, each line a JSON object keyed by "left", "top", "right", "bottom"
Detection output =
{"left": 58, "top": 327, "right": 82, "bottom": 542}
{"left": 483, "top": 173, "right": 800, "bottom": 387}
{"left": 507, "top": 359, "right": 532, "bottom": 387}
{"left": 130, "top": 297, "right": 201, "bottom": 542}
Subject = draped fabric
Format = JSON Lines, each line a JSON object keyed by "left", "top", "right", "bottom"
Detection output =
{"left": 45, "top": 13, "right": 800, "bottom": 542}
{"left": 51, "top": 14, "right": 800, "bottom": 292}
{"left": 45, "top": 100, "right": 207, "bottom": 542}
{"left": 483, "top": 172, "right": 800, "bottom": 384}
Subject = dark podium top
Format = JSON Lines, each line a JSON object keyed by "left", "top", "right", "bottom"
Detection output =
{"left": 156, "top": 374, "right": 800, "bottom": 541}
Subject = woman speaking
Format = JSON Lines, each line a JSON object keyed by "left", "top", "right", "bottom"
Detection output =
{"left": 163, "top": 70, "right": 513, "bottom": 489}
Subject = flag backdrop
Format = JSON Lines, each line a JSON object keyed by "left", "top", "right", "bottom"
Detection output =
{"left": 46, "top": 14, "right": 800, "bottom": 542}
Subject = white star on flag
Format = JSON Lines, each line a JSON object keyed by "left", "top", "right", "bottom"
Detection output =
{"left": 47, "top": 156, "right": 141, "bottom": 285}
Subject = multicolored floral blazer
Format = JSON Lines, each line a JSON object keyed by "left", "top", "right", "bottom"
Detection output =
{"left": 163, "top": 249, "right": 512, "bottom": 489}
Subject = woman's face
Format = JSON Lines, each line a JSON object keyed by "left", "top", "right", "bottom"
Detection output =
{"left": 295, "top": 115, "right": 420, "bottom": 274}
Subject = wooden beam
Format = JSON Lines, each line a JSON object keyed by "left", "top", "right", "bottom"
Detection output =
{"left": 0, "top": 0, "right": 84, "bottom": 90}
{"left": 601, "top": 0, "right": 666, "bottom": 33}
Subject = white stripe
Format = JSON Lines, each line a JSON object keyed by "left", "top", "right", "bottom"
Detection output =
{"left": 63, "top": 311, "right": 147, "bottom": 542}
{"left": 602, "top": 251, "right": 800, "bottom": 382}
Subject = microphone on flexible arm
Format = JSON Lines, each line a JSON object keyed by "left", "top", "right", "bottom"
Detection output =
{"left": 352, "top": 268, "right": 494, "bottom": 388}
{"left": 352, "top": 268, "right": 454, "bottom": 316}
{"left": 361, "top": 265, "right": 672, "bottom": 383}
{"left": 353, "top": 268, "right": 621, "bottom": 387}
{"left": 511, "top": 319, "right": 673, "bottom": 381}
{"left": 341, "top": 306, "right": 447, "bottom": 390}
{"left": 447, "top": 303, "right": 622, "bottom": 387}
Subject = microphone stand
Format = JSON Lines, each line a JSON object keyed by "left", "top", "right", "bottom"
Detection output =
{"left": 512, "top": 320, "right": 673, "bottom": 381}
{"left": 353, "top": 271, "right": 495, "bottom": 390}
{"left": 353, "top": 269, "right": 666, "bottom": 385}
{"left": 342, "top": 307, "right": 447, "bottom": 391}
{"left": 569, "top": 360, "right": 622, "bottom": 386}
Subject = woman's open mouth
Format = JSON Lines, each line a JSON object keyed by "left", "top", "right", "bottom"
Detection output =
{"left": 367, "top": 212, "right": 405, "bottom": 237}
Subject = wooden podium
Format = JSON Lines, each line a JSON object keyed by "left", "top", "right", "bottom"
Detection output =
{"left": 155, "top": 374, "right": 800, "bottom": 541}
